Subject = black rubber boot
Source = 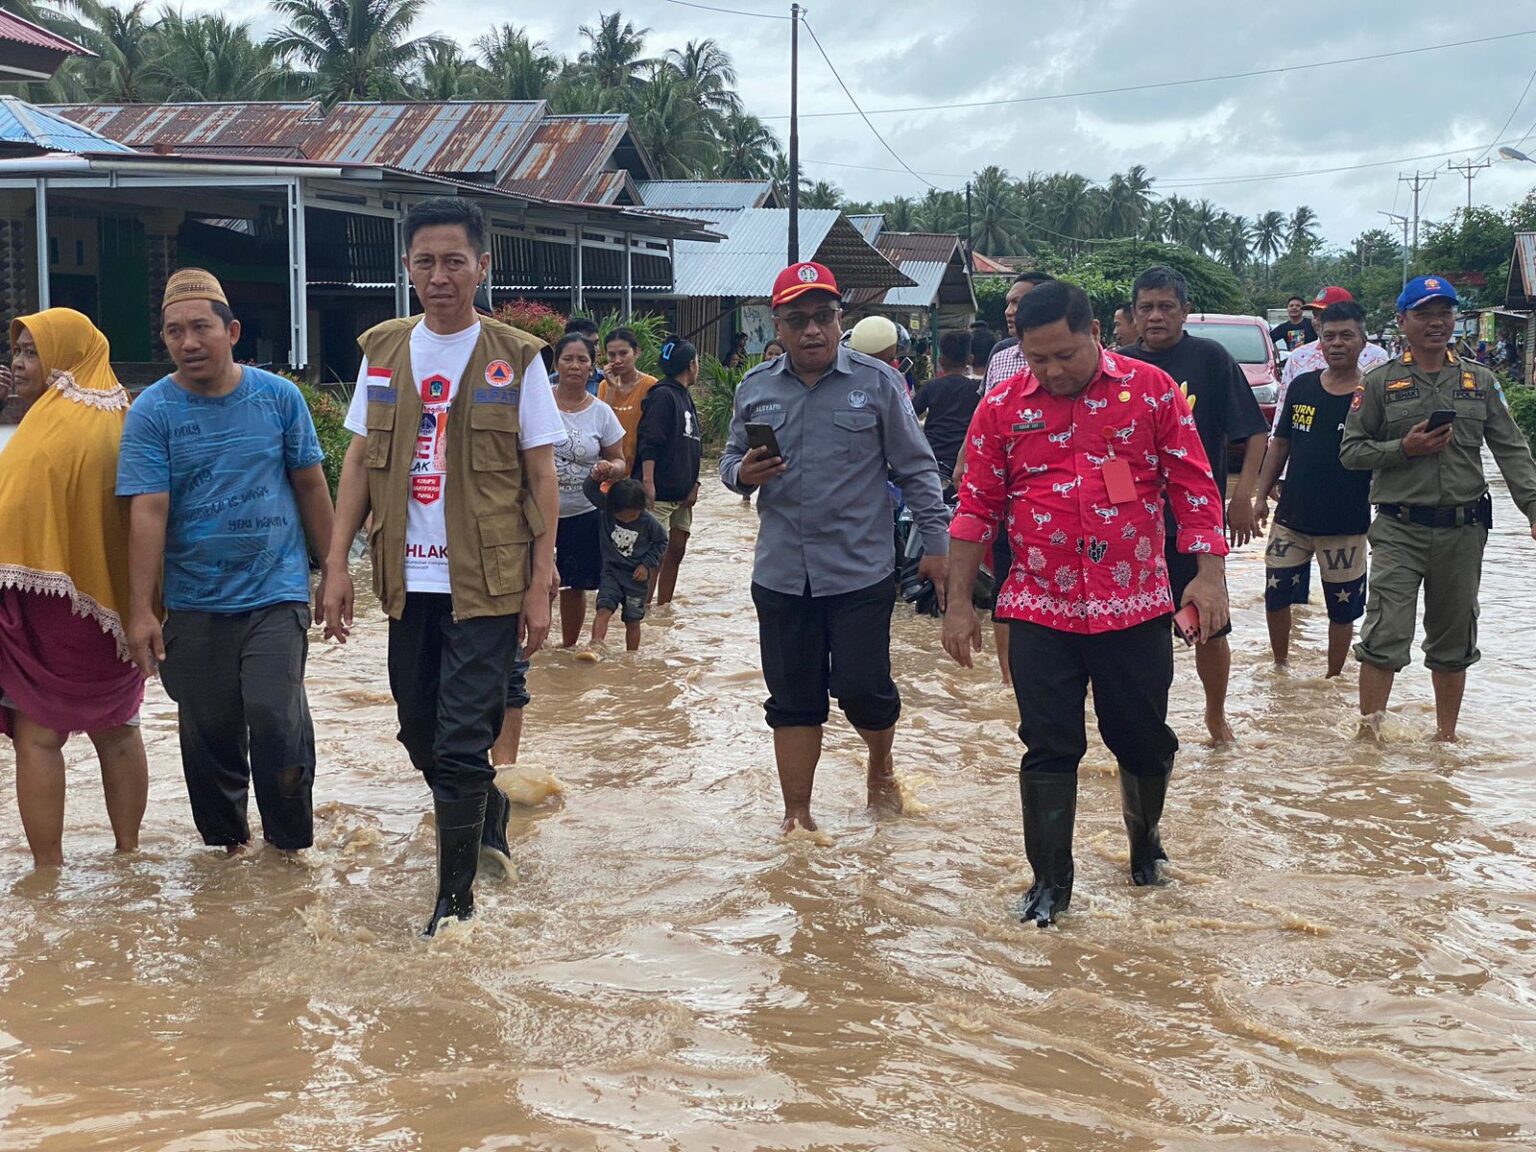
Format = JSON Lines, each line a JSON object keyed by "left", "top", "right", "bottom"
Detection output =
{"left": 480, "top": 781, "right": 514, "bottom": 879}
{"left": 1019, "top": 773, "right": 1077, "bottom": 927}
{"left": 422, "top": 794, "right": 486, "bottom": 938}
{"left": 1120, "top": 770, "right": 1170, "bottom": 887}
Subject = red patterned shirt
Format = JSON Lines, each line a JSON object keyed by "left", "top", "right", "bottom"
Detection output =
{"left": 952, "top": 348, "right": 1229, "bottom": 634}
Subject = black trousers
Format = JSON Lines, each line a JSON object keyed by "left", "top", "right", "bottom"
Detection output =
{"left": 751, "top": 577, "right": 901, "bottom": 731}
{"left": 159, "top": 603, "right": 315, "bottom": 849}
{"left": 1008, "top": 615, "right": 1177, "bottom": 778}
{"left": 388, "top": 593, "right": 521, "bottom": 804}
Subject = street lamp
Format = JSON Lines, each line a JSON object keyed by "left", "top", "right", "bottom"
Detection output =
{"left": 1498, "top": 146, "right": 1535, "bottom": 163}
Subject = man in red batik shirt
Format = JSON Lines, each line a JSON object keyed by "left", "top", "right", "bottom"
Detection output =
{"left": 941, "top": 281, "right": 1230, "bottom": 927}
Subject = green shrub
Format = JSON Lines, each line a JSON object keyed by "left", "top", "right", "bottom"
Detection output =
{"left": 1508, "top": 382, "right": 1536, "bottom": 447}
{"left": 592, "top": 312, "right": 669, "bottom": 376}
{"left": 697, "top": 353, "right": 747, "bottom": 451}
{"left": 290, "top": 376, "right": 350, "bottom": 498}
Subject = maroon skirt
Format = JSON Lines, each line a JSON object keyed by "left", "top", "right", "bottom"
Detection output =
{"left": 0, "top": 587, "right": 144, "bottom": 737}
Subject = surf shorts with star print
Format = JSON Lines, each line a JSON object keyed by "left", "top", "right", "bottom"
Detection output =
{"left": 1264, "top": 522, "right": 1367, "bottom": 623}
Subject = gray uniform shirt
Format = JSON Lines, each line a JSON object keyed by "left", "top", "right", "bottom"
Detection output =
{"left": 720, "top": 345, "right": 950, "bottom": 597}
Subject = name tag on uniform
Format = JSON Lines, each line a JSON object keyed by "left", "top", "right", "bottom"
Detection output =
{"left": 1384, "top": 386, "right": 1419, "bottom": 403}
{"left": 1012, "top": 420, "right": 1045, "bottom": 433}
{"left": 367, "top": 386, "right": 397, "bottom": 404}
{"left": 473, "top": 387, "right": 520, "bottom": 405}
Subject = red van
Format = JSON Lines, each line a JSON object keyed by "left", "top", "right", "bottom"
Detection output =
{"left": 1184, "top": 314, "right": 1280, "bottom": 466}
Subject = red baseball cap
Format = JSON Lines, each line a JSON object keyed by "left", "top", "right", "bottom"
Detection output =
{"left": 771, "top": 261, "right": 840, "bottom": 309}
{"left": 1307, "top": 285, "right": 1353, "bottom": 310}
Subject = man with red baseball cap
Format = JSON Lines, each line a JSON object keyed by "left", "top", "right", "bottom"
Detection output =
{"left": 1273, "top": 286, "right": 1389, "bottom": 435}
{"left": 720, "top": 261, "right": 950, "bottom": 834}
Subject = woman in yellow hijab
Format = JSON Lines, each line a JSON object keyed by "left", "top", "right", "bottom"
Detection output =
{"left": 0, "top": 308, "right": 147, "bottom": 868}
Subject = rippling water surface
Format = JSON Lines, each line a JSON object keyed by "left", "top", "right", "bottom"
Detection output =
{"left": 2, "top": 478, "right": 1533, "bottom": 1151}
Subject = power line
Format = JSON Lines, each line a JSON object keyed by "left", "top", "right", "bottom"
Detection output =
{"left": 760, "top": 29, "right": 1536, "bottom": 121}
{"left": 659, "top": 0, "right": 790, "bottom": 18}
{"left": 798, "top": 17, "right": 938, "bottom": 190}
{"left": 1476, "top": 65, "right": 1536, "bottom": 161}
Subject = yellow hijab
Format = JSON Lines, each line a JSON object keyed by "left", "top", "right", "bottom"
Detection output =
{"left": 0, "top": 308, "right": 132, "bottom": 660}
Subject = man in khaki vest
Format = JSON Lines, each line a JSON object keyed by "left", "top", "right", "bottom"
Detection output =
{"left": 322, "top": 198, "right": 561, "bottom": 936}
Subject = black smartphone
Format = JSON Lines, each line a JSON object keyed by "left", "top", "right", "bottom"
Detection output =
{"left": 745, "top": 422, "right": 782, "bottom": 458}
{"left": 1425, "top": 409, "right": 1457, "bottom": 432}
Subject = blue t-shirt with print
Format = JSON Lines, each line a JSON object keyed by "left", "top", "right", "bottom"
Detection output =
{"left": 116, "top": 367, "right": 324, "bottom": 613}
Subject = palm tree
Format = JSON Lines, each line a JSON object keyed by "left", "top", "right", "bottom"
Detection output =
{"left": 713, "top": 111, "right": 780, "bottom": 179}
{"left": 147, "top": 11, "right": 288, "bottom": 101}
{"left": 884, "top": 195, "right": 914, "bottom": 232}
{"left": 629, "top": 62, "right": 718, "bottom": 178}
{"left": 1218, "top": 214, "right": 1252, "bottom": 275}
{"left": 1254, "top": 210, "right": 1286, "bottom": 283}
{"left": 666, "top": 39, "right": 740, "bottom": 118}
{"left": 1141, "top": 201, "right": 1170, "bottom": 243}
{"left": 970, "top": 165, "right": 1020, "bottom": 254}
{"left": 1047, "top": 172, "right": 1098, "bottom": 251}
{"left": 417, "top": 40, "right": 484, "bottom": 100}
{"left": 1187, "top": 198, "right": 1221, "bottom": 255}
{"left": 268, "top": 0, "right": 443, "bottom": 105}
{"left": 1163, "top": 194, "right": 1195, "bottom": 246}
{"left": 1287, "top": 204, "right": 1321, "bottom": 253}
{"left": 72, "top": 0, "right": 164, "bottom": 102}
{"left": 473, "top": 24, "right": 561, "bottom": 102}
{"left": 801, "top": 179, "right": 843, "bottom": 210}
{"left": 915, "top": 187, "right": 963, "bottom": 234}
{"left": 1100, "top": 172, "right": 1142, "bottom": 238}
{"left": 577, "top": 11, "right": 651, "bottom": 106}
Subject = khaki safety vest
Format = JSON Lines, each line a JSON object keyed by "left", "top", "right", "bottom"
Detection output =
{"left": 358, "top": 315, "right": 547, "bottom": 620}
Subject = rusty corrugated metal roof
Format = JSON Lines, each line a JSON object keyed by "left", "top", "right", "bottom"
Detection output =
{"left": 500, "top": 114, "right": 633, "bottom": 202}
{"left": 877, "top": 231, "right": 963, "bottom": 265}
{"left": 305, "top": 101, "right": 545, "bottom": 180}
{"left": 0, "top": 11, "right": 91, "bottom": 56}
{"left": 45, "top": 102, "right": 325, "bottom": 154}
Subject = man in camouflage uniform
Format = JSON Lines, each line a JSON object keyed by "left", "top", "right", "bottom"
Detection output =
{"left": 1340, "top": 275, "right": 1536, "bottom": 741}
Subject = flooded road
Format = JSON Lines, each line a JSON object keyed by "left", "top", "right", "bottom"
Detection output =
{"left": 1, "top": 476, "right": 1533, "bottom": 1151}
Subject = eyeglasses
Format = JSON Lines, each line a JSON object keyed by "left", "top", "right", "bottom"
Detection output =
{"left": 777, "top": 308, "right": 842, "bottom": 332}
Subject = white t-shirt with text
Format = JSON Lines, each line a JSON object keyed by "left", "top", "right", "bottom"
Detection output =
{"left": 554, "top": 397, "right": 625, "bottom": 518}
{"left": 344, "top": 321, "right": 562, "bottom": 592}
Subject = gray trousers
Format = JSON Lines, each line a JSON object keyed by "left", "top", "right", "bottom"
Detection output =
{"left": 159, "top": 602, "right": 316, "bottom": 849}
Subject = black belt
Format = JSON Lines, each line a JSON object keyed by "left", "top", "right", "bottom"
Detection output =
{"left": 1376, "top": 495, "right": 1492, "bottom": 529}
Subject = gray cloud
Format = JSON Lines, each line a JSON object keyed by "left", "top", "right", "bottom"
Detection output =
{"left": 151, "top": 0, "right": 1536, "bottom": 246}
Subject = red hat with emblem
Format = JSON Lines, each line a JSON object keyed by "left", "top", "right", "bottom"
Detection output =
{"left": 1307, "top": 285, "right": 1353, "bottom": 310}
{"left": 771, "top": 261, "right": 840, "bottom": 309}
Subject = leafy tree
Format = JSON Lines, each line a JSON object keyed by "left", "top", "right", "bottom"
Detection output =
{"left": 1186, "top": 199, "right": 1220, "bottom": 255}
{"left": 473, "top": 23, "right": 561, "bottom": 102}
{"left": 666, "top": 39, "right": 739, "bottom": 118}
{"left": 1418, "top": 206, "right": 1514, "bottom": 307}
{"left": 577, "top": 11, "right": 651, "bottom": 106}
{"left": 147, "top": 11, "right": 287, "bottom": 101}
{"left": 1217, "top": 213, "right": 1252, "bottom": 275}
{"left": 268, "top": 0, "right": 443, "bottom": 104}
{"left": 713, "top": 111, "right": 780, "bottom": 180}
{"left": 969, "top": 165, "right": 1020, "bottom": 255}
{"left": 630, "top": 62, "right": 717, "bottom": 178}
{"left": 1253, "top": 210, "right": 1286, "bottom": 284}
{"left": 1072, "top": 239, "right": 1246, "bottom": 317}
{"left": 73, "top": 0, "right": 164, "bottom": 102}
{"left": 801, "top": 179, "right": 843, "bottom": 210}
{"left": 1287, "top": 204, "right": 1321, "bottom": 254}
{"left": 417, "top": 40, "right": 485, "bottom": 100}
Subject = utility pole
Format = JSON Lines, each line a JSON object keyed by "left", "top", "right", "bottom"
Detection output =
{"left": 1379, "top": 210, "right": 1409, "bottom": 289}
{"left": 787, "top": 3, "right": 800, "bottom": 266}
{"left": 964, "top": 181, "right": 973, "bottom": 273}
{"left": 1445, "top": 157, "right": 1491, "bottom": 212}
{"left": 1399, "top": 170, "right": 1435, "bottom": 260}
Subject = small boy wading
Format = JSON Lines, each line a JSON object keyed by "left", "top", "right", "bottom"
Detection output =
{"left": 577, "top": 477, "right": 667, "bottom": 657}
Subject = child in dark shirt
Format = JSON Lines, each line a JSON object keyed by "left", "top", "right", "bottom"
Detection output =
{"left": 578, "top": 476, "right": 667, "bottom": 658}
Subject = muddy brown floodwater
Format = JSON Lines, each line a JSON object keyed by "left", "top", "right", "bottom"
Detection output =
{"left": 2, "top": 476, "right": 1534, "bottom": 1151}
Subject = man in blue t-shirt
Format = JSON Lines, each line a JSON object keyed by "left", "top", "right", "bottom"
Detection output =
{"left": 117, "top": 269, "right": 335, "bottom": 854}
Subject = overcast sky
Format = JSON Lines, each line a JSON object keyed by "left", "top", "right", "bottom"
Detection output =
{"left": 193, "top": 0, "right": 1536, "bottom": 248}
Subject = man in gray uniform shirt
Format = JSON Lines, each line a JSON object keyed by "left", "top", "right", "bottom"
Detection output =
{"left": 721, "top": 261, "right": 951, "bottom": 832}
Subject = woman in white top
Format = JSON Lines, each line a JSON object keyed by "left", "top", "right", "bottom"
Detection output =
{"left": 550, "top": 334, "right": 625, "bottom": 648}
